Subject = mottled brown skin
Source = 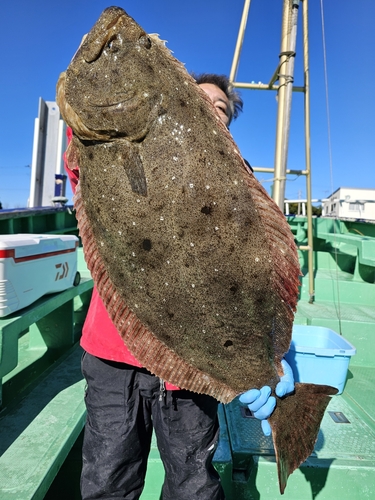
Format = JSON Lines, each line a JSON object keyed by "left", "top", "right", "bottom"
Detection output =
{"left": 56, "top": 6, "right": 337, "bottom": 493}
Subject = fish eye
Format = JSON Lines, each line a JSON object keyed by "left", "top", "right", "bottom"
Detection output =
{"left": 106, "top": 36, "right": 119, "bottom": 51}
{"left": 139, "top": 35, "right": 152, "bottom": 49}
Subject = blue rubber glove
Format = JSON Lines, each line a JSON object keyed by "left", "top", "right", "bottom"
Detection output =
{"left": 239, "top": 359, "right": 295, "bottom": 436}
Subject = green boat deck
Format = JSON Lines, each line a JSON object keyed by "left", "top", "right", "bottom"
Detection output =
{"left": 0, "top": 209, "right": 374, "bottom": 499}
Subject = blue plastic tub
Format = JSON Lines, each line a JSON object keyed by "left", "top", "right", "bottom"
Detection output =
{"left": 284, "top": 325, "right": 356, "bottom": 394}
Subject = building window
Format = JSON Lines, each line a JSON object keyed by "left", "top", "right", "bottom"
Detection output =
{"left": 349, "top": 203, "right": 365, "bottom": 212}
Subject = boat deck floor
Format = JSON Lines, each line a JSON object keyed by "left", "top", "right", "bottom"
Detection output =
{"left": 136, "top": 376, "right": 375, "bottom": 500}
{"left": 296, "top": 300, "right": 375, "bottom": 325}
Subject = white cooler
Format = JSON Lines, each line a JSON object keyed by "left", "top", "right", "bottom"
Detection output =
{"left": 0, "top": 234, "right": 80, "bottom": 317}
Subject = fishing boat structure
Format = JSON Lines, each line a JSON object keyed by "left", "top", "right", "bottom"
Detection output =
{"left": 0, "top": 1, "right": 374, "bottom": 498}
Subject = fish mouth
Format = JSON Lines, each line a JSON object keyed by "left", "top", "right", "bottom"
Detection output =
{"left": 91, "top": 100, "right": 127, "bottom": 109}
{"left": 88, "top": 94, "right": 139, "bottom": 111}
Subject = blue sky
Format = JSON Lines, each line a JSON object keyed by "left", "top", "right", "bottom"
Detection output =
{"left": 0, "top": 0, "right": 374, "bottom": 208}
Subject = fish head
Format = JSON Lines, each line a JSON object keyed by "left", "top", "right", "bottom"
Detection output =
{"left": 57, "top": 7, "right": 167, "bottom": 141}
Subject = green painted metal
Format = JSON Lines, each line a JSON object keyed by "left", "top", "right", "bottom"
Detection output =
{"left": 0, "top": 208, "right": 92, "bottom": 498}
{"left": 0, "top": 345, "right": 86, "bottom": 500}
{"left": 216, "top": 392, "right": 375, "bottom": 499}
{"left": 139, "top": 435, "right": 165, "bottom": 500}
{"left": 0, "top": 206, "right": 79, "bottom": 237}
{"left": 0, "top": 275, "right": 92, "bottom": 408}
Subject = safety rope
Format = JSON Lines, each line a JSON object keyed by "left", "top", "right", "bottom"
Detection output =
{"left": 320, "top": 0, "right": 342, "bottom": 334}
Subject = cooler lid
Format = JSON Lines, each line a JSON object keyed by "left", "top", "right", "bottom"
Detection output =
{"left": 0, "top": 234, "right": 78, "bottom": 259}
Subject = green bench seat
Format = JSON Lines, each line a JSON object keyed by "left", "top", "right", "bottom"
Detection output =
{"left": 0, "top": 345, "right": 86, "bottom": 500}
{"left": 319, "top": 232, "right": 375, "bottom": 267}
{"left": 0, "top": 278, "right": 93, "bottom": 499}
{"left": 0, "top": 278, "right": 93, "bottom": 408}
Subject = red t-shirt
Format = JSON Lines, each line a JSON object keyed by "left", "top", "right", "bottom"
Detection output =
{"left": 65, "top": 128, "right": 178, "bottom": 390}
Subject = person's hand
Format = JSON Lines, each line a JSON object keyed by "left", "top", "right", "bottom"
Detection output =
{"left": 239, "top": 385, "right": 275, "bottom": 436}
{"left": 239, "top": 359, "right": 294, "bottom": 436}
{"left": 274, "top": 359, "right": 295, "bottom": 397}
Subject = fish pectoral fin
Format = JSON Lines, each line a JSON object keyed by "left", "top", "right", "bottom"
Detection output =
{"left": 269, "top": 382, "right": 338, "bottom": 494}
{"left": 117, "top": 142, "right": 148, "bottom": 197}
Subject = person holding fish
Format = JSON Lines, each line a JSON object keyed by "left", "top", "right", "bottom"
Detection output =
{"left": 59, "top": 8, "right": 338, "bottom": 496}
{"left": 64, "top": 69, "right": 294, "bottom": 499}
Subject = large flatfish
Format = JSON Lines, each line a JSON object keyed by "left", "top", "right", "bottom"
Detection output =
{"left": 56, "top": 6, "right": 337, "bottom": 493}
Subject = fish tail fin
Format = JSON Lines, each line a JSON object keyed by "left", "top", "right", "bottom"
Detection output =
{"left": 269, "top": 382, "right": 338, "bottom": 494}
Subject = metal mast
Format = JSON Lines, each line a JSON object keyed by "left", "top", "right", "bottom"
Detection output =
{"left": 229, "top": 0, "right": 315, "bottom": 302}
{"left": 273, "top": 0, "right": 300, "bottom": 210}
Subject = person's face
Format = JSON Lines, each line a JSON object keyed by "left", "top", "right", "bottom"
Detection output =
{"left": 199, "top": 83, "right": 230, "bottom": 127}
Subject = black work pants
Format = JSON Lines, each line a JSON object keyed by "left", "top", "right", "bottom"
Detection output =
{"left": 81, "top": 352, "right": 225, "bottom": 500}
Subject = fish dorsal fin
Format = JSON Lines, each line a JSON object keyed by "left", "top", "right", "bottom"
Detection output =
{"left": 238, "top": 160, "right": 301, "bottom": 364}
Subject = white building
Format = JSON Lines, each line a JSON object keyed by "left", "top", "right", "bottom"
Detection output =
{"left": 322, "top": 187, "right": 375, "bottom": 220}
